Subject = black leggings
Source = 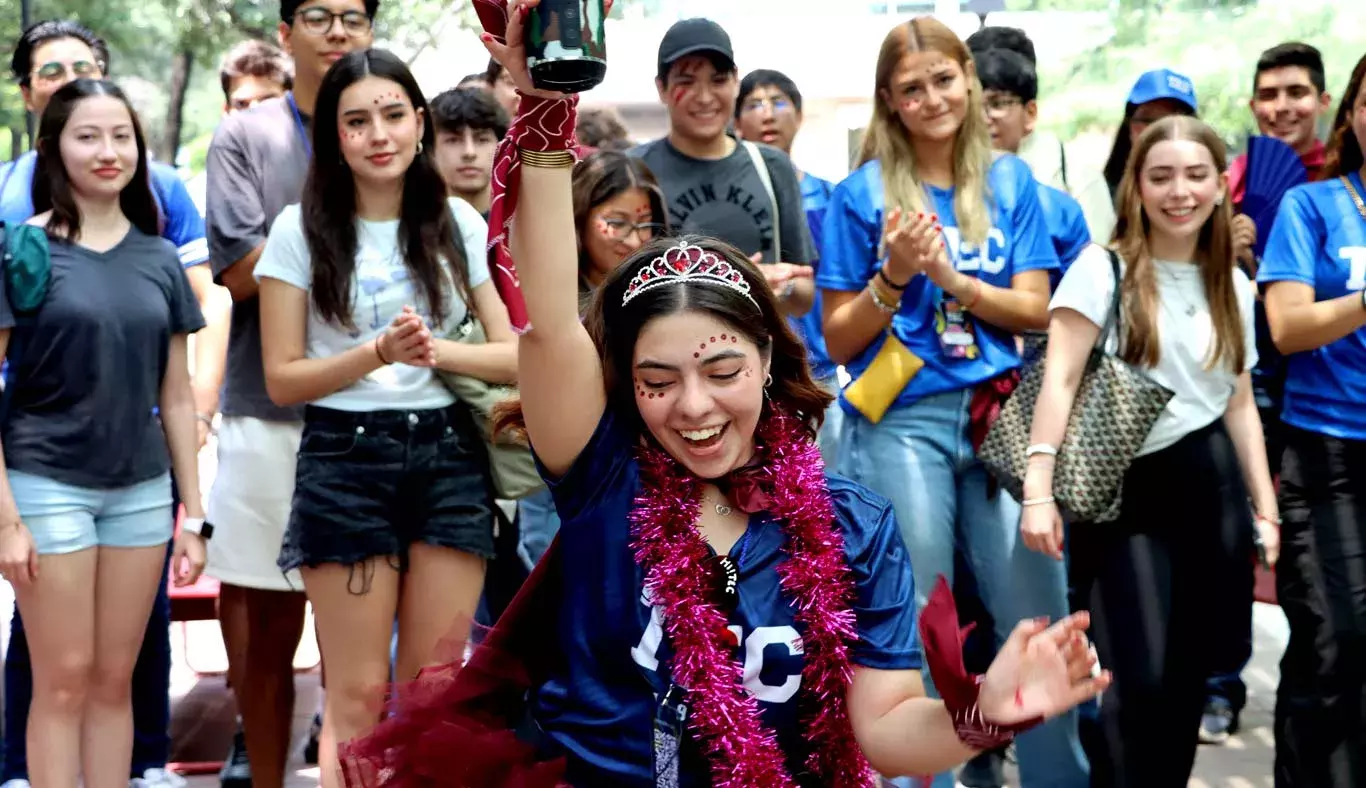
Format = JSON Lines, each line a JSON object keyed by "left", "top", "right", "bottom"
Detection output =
{"left": 1274, "top": 425, "right": 1366, "bottom": 787}
{"left": 1071, "top": 420, "right": 1254, "bottom": 788}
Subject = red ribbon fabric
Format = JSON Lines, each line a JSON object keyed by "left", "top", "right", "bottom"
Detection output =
{"left": 474, "top": 0, "right": 581, "bottom": 334}
{"left": 917, "top": 575, "right": 1042, "bottom": 751}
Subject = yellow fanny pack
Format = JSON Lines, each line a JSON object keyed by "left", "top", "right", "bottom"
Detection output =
{"left": 843, "top": 332, "right": 925, "bottom": 424}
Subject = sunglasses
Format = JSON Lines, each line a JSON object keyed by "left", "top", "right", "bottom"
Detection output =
{"left": 32, "top": 60, "right": 102, "bottom": 84}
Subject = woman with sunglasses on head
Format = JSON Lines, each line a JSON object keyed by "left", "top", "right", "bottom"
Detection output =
{"left": 338, "top": 3, "right": 1107, "bottom": 787}
{"left": 0, "top": 79, "right": 206, "bottom": 788}
{"left": 517, "top": 149, "right": 668, "bottom": 568}
{"left": 817, "top": 17, "right": 1088, "bottom": 787}
{"left": 1023, "top": 115, "right": 1276, "bottom": 786}
{"left": 1260, "top": 52, "right": 1366, "bottom": 788}
{"left": 255, "top": 49, "right": 515, "bottom": 787}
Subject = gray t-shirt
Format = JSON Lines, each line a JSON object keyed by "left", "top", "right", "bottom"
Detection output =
{"left": 0, "top": 228, "right": 206, "bottom": 489}
{"left": 206, "top": 96, "right": 309, "bottom": 421}
{"left": 629, "top": 136, "right": 813, "bottom": 265}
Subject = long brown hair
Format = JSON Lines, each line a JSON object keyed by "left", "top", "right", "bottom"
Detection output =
{"left": 858, "top": 16, "right": 994, "bottom": 245}
{"left": 1112, "top": 115, "right": 1244, "bottom": 373}
{"left": 1321, "top": 52, "right": 1366, "bottom": 180}
{"left": 33, "top": 79, "right": 161, "bottom": 241}
{"left": 302, "top": 49, "right": 470, "bottom": 331}
{"left": 571, "top": 151, "right": 667, "bottom": 286}
{"left": 493, "top": 235, "right": 832, "bottom": 441}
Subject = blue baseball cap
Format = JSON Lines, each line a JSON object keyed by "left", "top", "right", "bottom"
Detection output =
{"left": 1126, "top": 68, "right": 1198, "bottom": 113}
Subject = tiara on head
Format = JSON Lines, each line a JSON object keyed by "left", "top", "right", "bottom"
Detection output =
{"left": 621, "top": 241, "right": 757, "bottom": 307}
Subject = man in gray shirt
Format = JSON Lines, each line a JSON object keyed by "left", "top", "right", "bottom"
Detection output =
{"left": 203, "top": 1, "right": 377, "bottom": 786}
{"left": 630, "top": 18, "right": 815, "bottom": 317}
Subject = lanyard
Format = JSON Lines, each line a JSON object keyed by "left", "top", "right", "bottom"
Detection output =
{"left": 287, "top": 92, "right": 312, "bottom": 159}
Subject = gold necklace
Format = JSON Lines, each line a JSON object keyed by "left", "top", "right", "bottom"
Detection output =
{"left": 1341, "top": 175, "right": 1366, "bottom": 221}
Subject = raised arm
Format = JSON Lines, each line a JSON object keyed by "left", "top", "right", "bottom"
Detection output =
{"left": 482, "top": 0, "right": 605, "bottom": 478}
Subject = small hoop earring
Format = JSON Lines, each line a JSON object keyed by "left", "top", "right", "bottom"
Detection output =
{"left": 416, "top": 140, "right": 424, "bottom": 154}
{"left": 1214, "top": 195, "right": 1225, "bottom": 207}
{"left": 765, "top": 373, "right": 773, "bottom": 388}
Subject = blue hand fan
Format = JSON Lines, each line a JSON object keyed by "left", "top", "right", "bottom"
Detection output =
{"left": 1243, "top": 136, "right": 1308, "bottom": 258}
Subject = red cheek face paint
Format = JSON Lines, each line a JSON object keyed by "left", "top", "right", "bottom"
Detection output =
{"left": 670, "top": 86, "right": 690, "bottom": 107}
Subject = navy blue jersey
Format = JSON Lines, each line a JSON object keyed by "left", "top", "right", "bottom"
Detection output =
{"left": 531, "top": 409, "right": 920, "bottom": 786}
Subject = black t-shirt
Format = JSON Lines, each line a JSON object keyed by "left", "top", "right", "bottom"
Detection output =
{"left": 629, "top": 136, "right": 814, "bottom": 265}
{"left": 0, "top": 226, "right": 205, "bottom": 488}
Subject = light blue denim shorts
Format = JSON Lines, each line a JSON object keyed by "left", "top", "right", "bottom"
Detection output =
{"left": 9, "top": 469, "right": 174, "bottom": 555}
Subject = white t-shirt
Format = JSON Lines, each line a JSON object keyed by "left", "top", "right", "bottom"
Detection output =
{"left": 1049, "top": 243, "right": 1257, "bottom": 457}
{"left": 254, "top": 196, "right": 491, "bottom": 412}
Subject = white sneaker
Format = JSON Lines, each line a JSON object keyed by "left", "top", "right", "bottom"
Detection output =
{"left": 130, "top": 768, "right": 187, "bottom": 788}
{"left": 1, "top": 780, "right": 31, "bottom": 788}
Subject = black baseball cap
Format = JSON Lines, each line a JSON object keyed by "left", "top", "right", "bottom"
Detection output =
{"left": 656, "top": 18, "right": 735, "bottom": 79}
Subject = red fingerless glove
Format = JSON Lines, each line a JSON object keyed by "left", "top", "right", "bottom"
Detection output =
{"left": 917, "top": 575, "right": 1043, "bottom": 750}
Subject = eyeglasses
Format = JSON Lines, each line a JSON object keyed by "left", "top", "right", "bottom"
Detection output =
{"left": 601, "top": 219, "right": 664, "bottom": 242}
{"left": 739, "top": 97, "right": 794, "bottom": 116}
{"left": 31, "top": 60, "right": 102, "bottom": 85}
{"left": 983, "top": 95, "right": 1022, "bottom": 116}
{"left": 294, "top": 7, "right": 372, "bottom": 36}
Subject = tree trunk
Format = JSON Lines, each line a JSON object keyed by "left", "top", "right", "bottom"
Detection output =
{"left": 160, "top": 49, "right": 193, "bottom": 165}
{"left": 8, "top": 127, "right": 22, "bottom": 159}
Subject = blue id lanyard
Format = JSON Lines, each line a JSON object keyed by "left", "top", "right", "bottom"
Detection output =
{"left": 286, "top": 92, "right": 312, "bottom": 159}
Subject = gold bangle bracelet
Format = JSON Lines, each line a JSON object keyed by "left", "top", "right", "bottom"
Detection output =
{"left": 518, "top": 148, "right": 575, "bottom": 168}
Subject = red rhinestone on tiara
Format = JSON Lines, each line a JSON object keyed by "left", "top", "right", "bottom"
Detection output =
{"left": 622, "top": 240, "right": 757, "bottom": 307}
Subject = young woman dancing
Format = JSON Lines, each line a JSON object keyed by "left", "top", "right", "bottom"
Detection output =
{"left": 337, "top": 3, "right": 1108, "bottom": 786}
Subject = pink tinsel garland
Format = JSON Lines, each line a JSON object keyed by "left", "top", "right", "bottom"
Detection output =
{"left": 629, "top": 407, "right": 877, "bottom": 787}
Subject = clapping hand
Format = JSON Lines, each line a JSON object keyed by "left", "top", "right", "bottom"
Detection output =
{"left": 378, "top": 306, "right": 436, "bottom": 368}
{"left": 883, "top": 207, "right": 954, "bottom": 286}
{"left": 748, "top": 252, "right": 813, "bottom": 294}
{"left": 978, "top": 612, "right": 1112, "bottom": 725}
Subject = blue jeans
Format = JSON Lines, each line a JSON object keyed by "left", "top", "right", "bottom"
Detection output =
{"left": 816, "top": 375, "right": 845, "bottom": 474}
{"left": 2, "top": 482, "right": 176, "bottom": 780}
{"left": 517, "top": 489, "right": 560, "bottom": 571}
{"left": 839, "top": 390, "right": 1089, "bottom": 788}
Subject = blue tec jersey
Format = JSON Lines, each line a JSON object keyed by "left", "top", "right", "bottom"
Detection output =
{"left": 1036, "top": 183, "right": 1091, "bottom": 288}
{"left": 816, "top": 155, "right": 1059, "bottom": 414}
{"left": 1257, "top": 174, "right": 1366, "bottom": 441}
{"left": 532, "top": 409, "right": 920, "bottom": 787}
{"left": 0, "top": 151, "right": 208, "bottom": 269}
{"left": 795, "top": 171, "right": 837, "bottom": 381}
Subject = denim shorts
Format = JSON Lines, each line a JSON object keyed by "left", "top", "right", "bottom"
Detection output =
{"left": 9, "top": 469, "right": 173, "bottom": 555}
{"left": 279, "top": 403, "right": 496, "bottom": 573}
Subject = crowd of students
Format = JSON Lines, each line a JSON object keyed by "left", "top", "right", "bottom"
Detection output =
{"left": 0, "top": 1, "right": 1360, "bottom": 787}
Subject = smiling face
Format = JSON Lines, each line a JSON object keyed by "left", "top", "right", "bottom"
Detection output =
{"left": 632, "top": 310, "right": 769, "bottom": 479}
{"left": 336, "top": 75, "right": 423, "bottom": 188}
{"left": 882, "top": 50, "right": 971, "bottom": 146}
{"left": 584, "top": 186, "right": 660, "bottom": 284}
{"left": 1251, "top": 66, "right": 1329, "bottom": 155}
{"left": 58, "top": 94, "right": 138, "bottom": 201}
{"left": 735, "top": 84, "right": 800, "bottom": 153}
{"left": 658, "top": 56, "right": 738, "bottom": 146}
{"left": 1138, "top": 138, "right": 1226, "bottom": 245}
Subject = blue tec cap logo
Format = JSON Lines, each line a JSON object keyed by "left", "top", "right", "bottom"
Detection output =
{"left": 1167, "top": 74, "right": 1193, "bottom": 95}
